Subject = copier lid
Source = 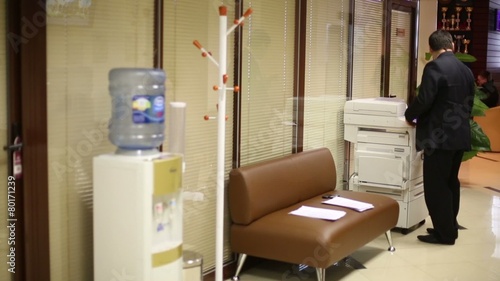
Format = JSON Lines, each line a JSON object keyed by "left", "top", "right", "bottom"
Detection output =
{"left": 344, "top": 97, "right": 407, "bottom": 117}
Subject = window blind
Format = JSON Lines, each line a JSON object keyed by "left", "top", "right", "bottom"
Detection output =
{"left": 303, "top": 0, "right": 349, "bottom": 188}
{"left": 239, "top": 0, "right": 296, "bottom": 165}
{"left": 46, "top": 1, "right": 155, "bottom": 280}
{"left": 352, "top": 0, "right": 385, "bottom": 99}
{"left": 389, "top": 9, "right": 412, "bottom": 100}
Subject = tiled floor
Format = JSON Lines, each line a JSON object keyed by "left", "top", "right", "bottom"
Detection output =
{"left": 230, "top": 152, "right": 500, "bottom": 281}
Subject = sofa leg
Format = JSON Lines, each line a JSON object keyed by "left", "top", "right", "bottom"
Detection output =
{"left": 385, "top": 230, "right": 396, "bottom": 252}
{"left": 315, "top": 268, "right": 326, "bottom": 281}
{"left": 231, "top": 253, "right": 248, "bottom": 280}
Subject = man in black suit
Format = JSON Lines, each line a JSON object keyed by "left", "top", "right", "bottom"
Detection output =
{"left": 477, "top": 70, "right": 499, "bottom": 108}
{"left": 405, "top": 30, "right": 475, "bottom": 245}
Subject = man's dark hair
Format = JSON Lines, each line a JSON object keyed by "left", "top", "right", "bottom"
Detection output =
{"left": 428, "top": 30, "right": 453, "bottom": 51}
{"left": 478, "top": 70, "right": 491, "bottom": 81}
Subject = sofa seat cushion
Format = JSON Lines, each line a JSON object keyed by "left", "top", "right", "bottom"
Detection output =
{"left": 230, "top": 190, "right": 399, "bottom": 268}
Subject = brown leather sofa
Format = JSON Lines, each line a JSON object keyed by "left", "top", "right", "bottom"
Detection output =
{"left": 474, "top": 106, "right": 500, "bottom": 152}
{"left": 228, "top": 147, "right": 399, "bottom": 281}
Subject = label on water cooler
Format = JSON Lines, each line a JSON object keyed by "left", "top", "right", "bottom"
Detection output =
{"left": 132, "top": 94, "right": 165, "bottom": 124}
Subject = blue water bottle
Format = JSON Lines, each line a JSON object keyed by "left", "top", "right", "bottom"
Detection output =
{"left": 108, "top": 68, "right": 166, "bottom": 154}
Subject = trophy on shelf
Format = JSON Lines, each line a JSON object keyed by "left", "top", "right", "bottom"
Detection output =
{"left": 450, "top": 14, "right": 456, "bottom": 31}
{"left": 442, "top": 7, "right": 448, "bottom": 29}
{"left": 454, "top": 35, "right": 464, "bottom": 53}
{"left": 463, "top": 39, "right": 470, "bottom": 54}
{"left": 455, "top": 6, "right": 462, "bottom": 30}
{"left": 466, "top": 7, "right": 473, "bottom": 30}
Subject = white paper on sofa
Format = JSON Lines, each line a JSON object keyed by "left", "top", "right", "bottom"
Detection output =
{"left": 322, "top": 196, "right": 374, "bottom": 212}
{"left": 289, "top": 205, "right": 346, "bottom": 221}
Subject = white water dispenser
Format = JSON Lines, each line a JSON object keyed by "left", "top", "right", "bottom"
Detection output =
{"left": 94, "top": 68, "right": 185, "bottom": 281}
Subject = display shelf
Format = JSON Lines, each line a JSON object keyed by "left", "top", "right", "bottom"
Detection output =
{"left": 438, "top": 0, "right": 475, "bottom": 54}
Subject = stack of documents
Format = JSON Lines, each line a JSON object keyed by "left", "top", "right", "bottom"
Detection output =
{"left": 289, "top": 206, "right": 346, "bottom": 221}
{"left": 322, "top": 196, "right": 374, "bottom": 212}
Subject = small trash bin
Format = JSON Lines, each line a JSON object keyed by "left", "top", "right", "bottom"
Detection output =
{"left": 183, "top": 250, "right": 203, "bottom": 281}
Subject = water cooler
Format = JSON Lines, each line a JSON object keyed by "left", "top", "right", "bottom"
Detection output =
{"left": 93, "top": 69, "right": 185, "bottom": 281}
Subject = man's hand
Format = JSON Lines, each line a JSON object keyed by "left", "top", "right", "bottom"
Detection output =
{"left": 406, "top": 119, "right": 416, "bottom": 127}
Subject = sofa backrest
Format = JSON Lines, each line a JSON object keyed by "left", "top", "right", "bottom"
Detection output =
{"left": 228, "top": 147, "right": 337, "bottom": 225}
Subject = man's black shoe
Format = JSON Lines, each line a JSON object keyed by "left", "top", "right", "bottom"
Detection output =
{"left": 417, "top": 234, "right": 455, "bottom": 245}
{"left": 427, "top": 226, "right": 464, "bottom": 234}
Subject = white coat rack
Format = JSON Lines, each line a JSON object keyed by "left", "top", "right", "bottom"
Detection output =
{"left": 193, "top": 5, "right": 253, "bottom": 281}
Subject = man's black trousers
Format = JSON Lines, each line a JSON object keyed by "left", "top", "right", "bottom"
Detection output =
{"left": 423, "top": 148, "right": 464, "bottom": 242}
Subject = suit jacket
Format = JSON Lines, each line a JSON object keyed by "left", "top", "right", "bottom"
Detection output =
{"left": 479, "top": 80, "right": 499, "bottom": 108}
{"left": 405, "top": 51, "right": 475, "bottom": 151}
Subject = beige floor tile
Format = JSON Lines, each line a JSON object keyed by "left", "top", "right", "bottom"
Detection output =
{"left": 349, "top": 248, "right": 413, "bottom": 269}
{"left": 417, "top": 261, "right": 498, "bottom": 281}
{"left": 470, "top": 257, "right": 500, "bottom": 276}
{"left": 357, "top": 266, "right": 437, "bottom": 281}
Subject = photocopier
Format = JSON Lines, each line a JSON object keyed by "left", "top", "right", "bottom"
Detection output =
{"left": 344, "top": 97, "right": 427, "bottom": 232}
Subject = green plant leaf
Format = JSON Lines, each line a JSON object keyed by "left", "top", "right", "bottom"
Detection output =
{"left": 424, "top": 52, "right": 477, "bottom": 62}
{"left": 462, "top": 120, "right": 491, "bottom": 162}
{"left": 471, "top": 94, "right": 489, "bottom": 117}
{"left": 454, "top": 52, "right": 477, "bottom": 62}
{"left": 475, "top": 87, "right": 487, "bottom": 100}
{"left": 462, "top": 150, "right": 477, "bottom": 162}
{"left": 470, "top": 119, "right": 491, "bottom": 151}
